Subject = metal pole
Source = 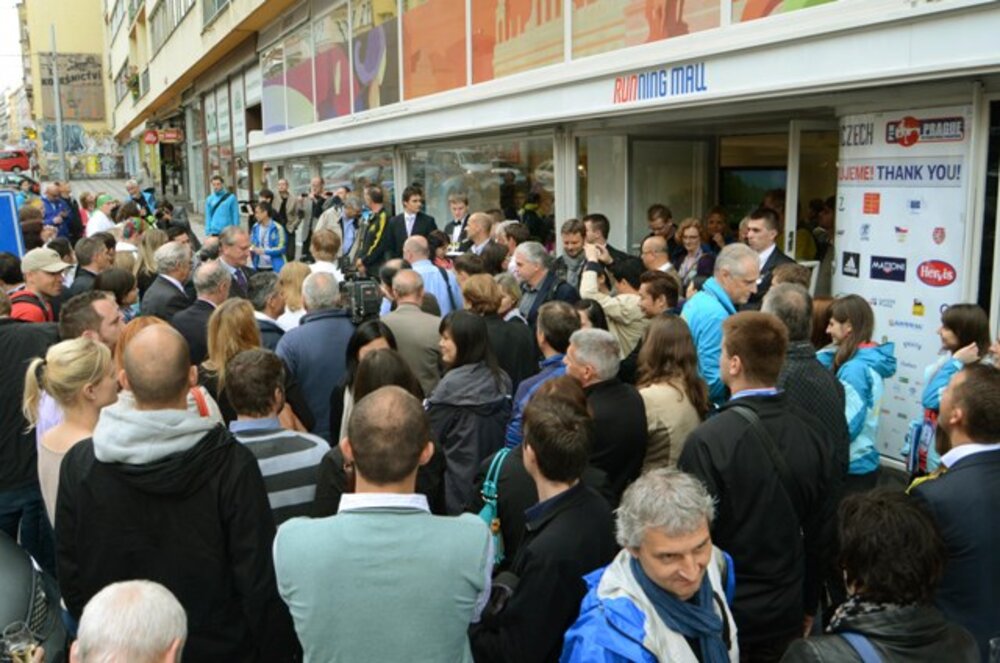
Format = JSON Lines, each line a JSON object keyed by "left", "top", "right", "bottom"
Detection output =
{"left": 50, "top": 24, "right": 67, "bottom": 182}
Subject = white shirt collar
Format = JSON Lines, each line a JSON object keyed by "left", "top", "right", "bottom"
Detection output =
{"left": 941, "top": 442, "right": 1000, "bottom": 469}
{"left": 252, "top": 310, "right": 275, "bottom": 323}
{"left": 758, "top": 243, "right": 777, "bottom": 269}
{"left": 161, "top": 274, "right": 186, "bottom": 293}
{"left": 338, "top": 493, "right": 430, "bottom": 513}
{"left": 657, "top": 261, "right": 674, "bottom": 272}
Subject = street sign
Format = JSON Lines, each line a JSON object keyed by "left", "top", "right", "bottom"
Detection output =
{"left": 143, "top": 129, "right": 160, "bottom": 145}
{"left": 159, "top": 128, "right": 185, "bottom": 143}
{"left": 0, "top": 190, "right": 25, "bottom": 257}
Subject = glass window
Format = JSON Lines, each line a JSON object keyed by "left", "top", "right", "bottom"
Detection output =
{"left": 351, "top": 0, "right": 400, "bottom": 110}
{"left": 401, "top": 0, "right": 467, "bottom": 100}
{"left": 313, "top": 2, "right": 351, "bottom": 120}
{"left": 630, "top": 139, "right": 711, "bottom": 252}
{"left": 405, "top": 137, "right": 554, "bottom": 236}
{"left": 261, "top": 43, "right": 286, "bottom": 134}
{"left": 203, "top": 0, "right": 228, "bottom": 26}
{"left": 284, "top": 25, "right": 316, "bottom": 129}
{"left": 204, "top": 91, "right": 217, "bottom": 145}
{"left": 572, "top": 0, "right": 719, "bottom": 59}
{"left": 283, "top": 162, "right": 314, "bottom": 195}
{"left": 321, "top": 150, "right": 395, "bottom": 204}
{"left": 471, "top": 0, "right": 563, "bottom": 84}
{"left": 216, "top": 83, "right": 231, "bottom": 148}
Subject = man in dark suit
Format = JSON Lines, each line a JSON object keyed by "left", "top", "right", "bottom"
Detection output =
{"left": 743, "top": 206, "right": 794, "bottom": 310}
{"left": 442, "top": 192, "right": 469, "bottom": 249}
{"left": 386, "top": 185, "right": 436, "bottom": 260}
{"left": 514, "top": 241, "right": 580, "bottom": 329}
{"left": 582, "top": 213, "right": 631, "bottom": 266}
{"left": 139, "top": 241, "right": 193, "bottom": 322}
{"left": 218, "top": 226, "right": 255, "bottom": 299}
{"left": 171, "top": 260, "right": 231, "bottom": 364}
{"left": 910, "top": 363, "right": 1000, "bottom": 659}
{"left": 248, "top": 272, "right": 285, "bottom": 351}
{"left": 63, "top": 236, "right": 111, "bottom": 302}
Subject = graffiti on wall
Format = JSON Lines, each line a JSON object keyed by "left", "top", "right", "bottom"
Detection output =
{"left": 40, "top": 123, "right": 123, "bottom": 178}
{"left": 38, "top": 53, "right": 106, "bottom": 122}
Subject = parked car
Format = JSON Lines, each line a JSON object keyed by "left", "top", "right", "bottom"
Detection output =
{"left": 0, "top": 149, "right": 30, "bottom": 173}
{"left": 0, "top": 172, "right": 41, "bottom": 194}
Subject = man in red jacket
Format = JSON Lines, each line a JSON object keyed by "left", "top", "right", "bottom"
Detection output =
{"left": 10, "top": 248, "right": 68, "bottom": 322}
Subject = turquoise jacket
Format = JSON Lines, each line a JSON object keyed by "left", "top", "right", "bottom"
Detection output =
{"left": 205, "top": 190, "right": 239, "bottom": 236}
{"left": 681, "top": 277, "right": 737, "bottom": 405}
{"left": 250, "top": 221, "right": 286, "bottom": 272}
{"left": 817, "top": 342, "right": 897, "bottom": 475}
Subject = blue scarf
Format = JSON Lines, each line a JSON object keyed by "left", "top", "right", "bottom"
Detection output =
{"left": 629, "top": 555, "right": 729, "bottom": 663}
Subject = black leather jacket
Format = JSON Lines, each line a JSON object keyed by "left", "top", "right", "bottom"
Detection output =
{"left": 781, "top": 604, "right": 979, "bottom": 662}
{"left": 0, "top": 532, "right": 67, "bottom": 662}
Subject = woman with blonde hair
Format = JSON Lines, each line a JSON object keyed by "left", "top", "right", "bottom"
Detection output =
{"left": 23, "top": 338, "right": 118, "bottom": 524}
{"left": 199, "top": 298, "right": 314, "bottom": 427}
{"left": 494, "top": 272, "right": 527, "bottom": 324}
{"left": 276, "top": 261, "right": 311, "bottom": 331}
{"left": 134, "top": 227, "right": 168, "bottom": 297}
{"left": 114, "top": 316, "right": 224, "bottom": 422}
{"left": 636, "top": 314, "right": 708, "bottom": 470}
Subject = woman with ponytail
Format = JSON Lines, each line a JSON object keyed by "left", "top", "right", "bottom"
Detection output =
{"left": 23, "top": 338, "right": 118, "bottom": 524}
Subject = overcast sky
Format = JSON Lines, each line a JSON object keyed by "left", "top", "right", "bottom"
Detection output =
{"left": 0, "top": 0, "right": 24, "bottom": 95}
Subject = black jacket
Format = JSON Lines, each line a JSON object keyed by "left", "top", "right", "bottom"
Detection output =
{"left": 781, "top": 604, "right": 978, "bottom": 662}
{"left": 63, "top": 266, "right": 97, "bottom": 301}
{"left": 524, "top": 270, "right": 580, "bottom": 329}
{"left": 678, "top": 394, "right": 834, "bottom": 647}
{"left": 483, "top": 314, "right": 537, "bottom": 394}
{"left": 744, "top": 246, "right": 795, "bottom": 310}
{"left": 56, "top": 427, "right": 299, "bottom": 662}
{"left": 911, "top": 447, "right": 1000, "bottom": 658}
{"left": 585, "top": 378, "right": 647, "bottom": 507}
{"left": 470, "top": 483, "right": 617, "bottom": 663}
{"left": 385, "top": 211, "right": 437, "bottom": 259}
{"left": 257, "top": 316, "right": 284, "bottom": 351}
{"left": 140, "top": 275, "right": 192, "bottom": 322}
{"left": 171, "top": 299, "right": 215, "bottom": 365}
{"left": 227, "top": 264, "right": 255, "bottom": 300}
{"left": 444, "top": 214, "right": 469, "bottom": 245}
{"left": 0, "top": 320, "right": 60, "bottom": 491}
{"left": 198, "top": 363, "right": 315, "bottom": 430}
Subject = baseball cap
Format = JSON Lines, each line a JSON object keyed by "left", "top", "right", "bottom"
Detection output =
{"left": 96, "top": 194, "right": 116, "bottom": 208}
{"left": 22, "top": 248, "right": 70, "bottom": 273}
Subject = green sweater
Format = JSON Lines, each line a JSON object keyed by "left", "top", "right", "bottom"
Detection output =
{"left": 274, "top": 505, "right": 491, "bottom": 662}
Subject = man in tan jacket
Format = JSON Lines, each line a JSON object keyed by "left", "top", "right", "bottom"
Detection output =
{"left": 381, "top": 269, "right": 442, "bottom": 396}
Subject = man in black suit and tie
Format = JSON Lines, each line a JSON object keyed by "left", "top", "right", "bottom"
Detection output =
{"left": 443, "top": 192, "right": 470, "bottom": 250}
{"left": 63, "top": 236, "right": 111, "bottom": 302}
{"left": 171, "top": 260, "right": 231, "bottom": 364}
{"left": 218, "top": 226, "right": 255, "bottom": 299}
{"left": 386, "top": 185, "right": 436, "bottom": 259}
{"left": 910, "top": 363, "right": 1000, "bottom": 658}
{"left": 742, "top": 206, "right": 795, "bottom": 310}
{"left": 139, "top": 241, "right": 193, "bottom": 322}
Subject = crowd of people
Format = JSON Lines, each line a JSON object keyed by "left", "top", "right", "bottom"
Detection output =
{"left": 1, "top": 175, "right": 998, "bottom": 663}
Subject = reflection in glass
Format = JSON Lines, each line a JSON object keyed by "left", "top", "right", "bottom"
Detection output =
{"left": 262, "top": 44, "right": 286, "bottom": 134}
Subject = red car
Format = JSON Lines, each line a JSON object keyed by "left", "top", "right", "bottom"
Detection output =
{"left": 0, "top": 149, "right": 30, "bottom": 173}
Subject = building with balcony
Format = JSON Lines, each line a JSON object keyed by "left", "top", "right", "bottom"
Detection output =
{"left": 18, "top": 0, "right": 121, "bottom": 178}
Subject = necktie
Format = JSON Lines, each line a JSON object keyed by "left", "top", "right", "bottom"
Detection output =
{"left": 235, "top": 268, "right": 247, "bottom": 291}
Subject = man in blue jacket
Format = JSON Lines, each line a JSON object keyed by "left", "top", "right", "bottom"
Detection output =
{"left": 205, "top": 175, "right": 239, "bottom": 236}
{"left": 682, "top": 243, "right": 759, "bottom": 405}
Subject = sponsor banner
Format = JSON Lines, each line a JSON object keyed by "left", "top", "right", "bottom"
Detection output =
{"left": 833, "top": 105, "right": 971, "bottom": 461}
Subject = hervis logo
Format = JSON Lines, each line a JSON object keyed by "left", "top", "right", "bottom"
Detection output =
{"left": 886, "top": 116, "right": 965, "bottom": 147}
{"left": 842, "top": 252, "right": 860, "bottom": 278}
{"left": 916, "top": 260, "right": 957, "bottom": 287}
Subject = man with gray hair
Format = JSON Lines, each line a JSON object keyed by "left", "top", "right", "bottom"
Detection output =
{"left": 382, "top": 269, "right": 442, "bottom": 395}
{"left": 564, "top": 328, "right": 647, "bottom": 506}
{"left": 562, "top": 468, "right": 739, "bottom": 661}
{"left": 71, "top": 580, "right": 187, "bottom": 663}
{"left": 514, "top": 240, "right": 580, "bottom": 328}
{"left": 276, "top": 271, "right": 355, "bottom": 441}
{"left": 124, "top": 178, "right": 155, "bottom": 218}
{"left": 140, "top": 241, "right": 193, "bottom": 322}
{"left": 218, "top": 226, "right": 254, "bottom": 299}
{"left": 248, "top": 271, "right": 286, "bottom": 351}
{"left": 682, "top": 242, "right": 760, "bottom": 405}
{"left": 171, "top": 260, "right": 231, "bottom": 364}
{"left": 402, "top": 235, "right": 462, "bottom": 316}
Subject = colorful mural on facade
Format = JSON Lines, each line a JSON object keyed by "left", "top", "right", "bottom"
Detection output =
{"left": 402, "top": 0, "right": 467, "bottom": 100}
{"left": 572, "top": 0, "right": 719, "bottom": 58}
{"left": 353, "top": 0, "right": 400, "bottom": 111}
{"left": 39, "top": 123, "right": 123, "bottom": 177}
{"left": 733, "top": 0, "right": 835, "bottom": 22}
{"left": 471, "top": 0, "right": 564, "bottom": 84}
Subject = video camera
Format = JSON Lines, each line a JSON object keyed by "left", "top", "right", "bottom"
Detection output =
{"left": 339, "top": 268, "right": 381, "bottom": 325}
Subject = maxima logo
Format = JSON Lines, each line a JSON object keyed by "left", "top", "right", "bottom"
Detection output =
{"left": 870, "top": 256, "right": 907, "bottom": 282}
{"left": 885, "top": 116, "right": 965, "bottom": 147}
{"left": 916, "top": 260, "right": 957, "bottom": 287}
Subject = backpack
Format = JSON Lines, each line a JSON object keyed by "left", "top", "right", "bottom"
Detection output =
{"left": 9, "top": 290, "right": 51, "bottom": 321}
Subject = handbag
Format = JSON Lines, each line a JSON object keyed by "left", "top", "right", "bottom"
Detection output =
{"left": 478, "top": 447, "right": 511, "bottom": 565}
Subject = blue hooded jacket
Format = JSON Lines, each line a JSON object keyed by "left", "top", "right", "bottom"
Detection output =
{"left": 817, "top": 342, "right": 897, "bottom": 475}
{"left": 681, "top": 277, "right": 736, "bottom": 405}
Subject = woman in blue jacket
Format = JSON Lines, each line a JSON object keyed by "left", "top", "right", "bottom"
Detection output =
{"left": 817, "top": 295, "right": 896, "bottom": 492}
{"left": 905, "top": 303, "right": 992, "bottom": 475}
{"left": 249, "top": 202, "right": 287, "bottom": 272}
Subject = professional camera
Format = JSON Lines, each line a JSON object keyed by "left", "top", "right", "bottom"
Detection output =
{"left": 339, "top": 274, "right": 381, "bottom": 325}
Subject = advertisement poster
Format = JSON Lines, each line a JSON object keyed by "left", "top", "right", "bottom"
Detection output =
{"left": 833, "top": 106, "right": 972, "bottom": 461}
{"left": 0, "top": 191, "right": 24, "bottom": 257}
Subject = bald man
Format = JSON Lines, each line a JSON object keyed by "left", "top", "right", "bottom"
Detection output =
{"left": 56, "top": 325, "right": 299, "bottom": 662}
{"left": 401, "top": 236, "right": 462, "bottom": 316}
{"left": 383, "top": 269, "right": 443, "bottom": 395}
{"left": 462, "top": 212, "right": 494, "bottom": 255}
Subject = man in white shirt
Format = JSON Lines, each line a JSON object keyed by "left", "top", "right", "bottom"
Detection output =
{"left": 639, "top": 234, "right": 675, "bottom": 273}
{"left": 464, "top": 212, "right": 493, "bottom": 255}
{"left": 743, "top": 207, "right": 793, "bottom": 310}
{"left": 85, "top": 194, "right": 117, "bottom": 237}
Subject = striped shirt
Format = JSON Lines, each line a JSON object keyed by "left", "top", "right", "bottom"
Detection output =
{"left": 229, "top": 418, "right": 330, "bottom": 525}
